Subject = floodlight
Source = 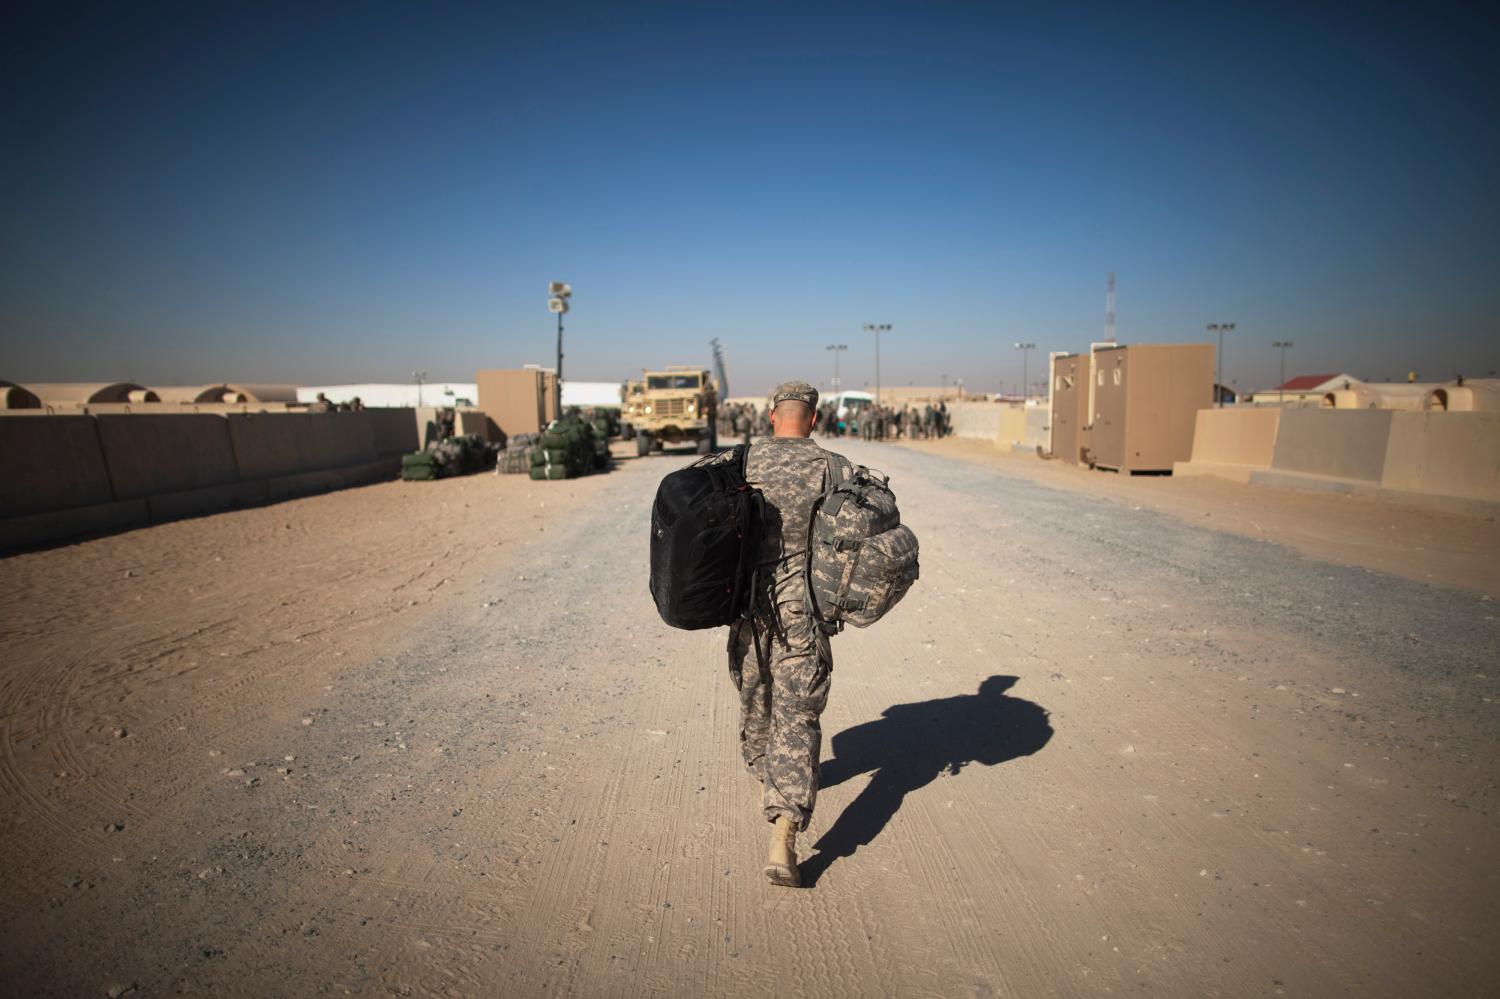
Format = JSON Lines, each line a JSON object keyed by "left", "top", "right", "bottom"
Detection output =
{"left": 548, "top": 297, "right": 569, "bottom": 314}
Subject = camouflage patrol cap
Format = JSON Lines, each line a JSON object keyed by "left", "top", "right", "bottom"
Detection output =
{"left": 771, "top": 380, "right": 819, "bottom": 409}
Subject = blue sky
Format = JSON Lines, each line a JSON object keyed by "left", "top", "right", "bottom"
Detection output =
{"left": 2, "top": 2, "right": 1496, "bottom": 395}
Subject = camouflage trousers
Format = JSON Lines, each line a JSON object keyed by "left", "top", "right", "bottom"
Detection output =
{"left": 727, "top": 589, "right": 833, "bottom": 830}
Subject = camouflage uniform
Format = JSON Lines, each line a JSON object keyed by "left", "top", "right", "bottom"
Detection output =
{"left": 724, "top": 383, "right": 837, "bottom": 831}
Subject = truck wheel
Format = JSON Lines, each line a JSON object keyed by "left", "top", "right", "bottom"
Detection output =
{"left": 636, "top": 433, "right": 651, "bottom": 457}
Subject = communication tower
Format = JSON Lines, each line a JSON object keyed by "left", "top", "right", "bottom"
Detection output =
{"left": 1106, "top": 272, "right": 1116, "bottom": 344}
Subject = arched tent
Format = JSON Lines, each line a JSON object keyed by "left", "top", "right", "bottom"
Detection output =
{"left": 28, "top": 382, "right": 160, "bottom": 405}
{"left": 1, "top": 380, "right": 42, "bottom": 409}
{"left": 153, "top": 384, "right": 251, "bottom": 404}
{"left": 225, "top": 384, "right": 299, "bottom": 403}
{"left": 1424, "top": 380, "right": 1500, "bottom": 413}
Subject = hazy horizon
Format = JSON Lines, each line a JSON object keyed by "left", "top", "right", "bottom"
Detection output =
{"left": 3, "top": 3, "right": 1496, "bottom": 396}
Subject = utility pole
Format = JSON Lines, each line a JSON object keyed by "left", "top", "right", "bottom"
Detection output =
{"left": 1273, "top": 340, "right": 1294, "bottom": 405}
{"left": 411, "top": 370, "right": 426, "bottom": 407}
{"left": 1013, "top": 343, "right": 1036, "bottom": 402}
{"left": 548, "top": 282, "right": 572, "bottom": 414}
{"left": 1207, "top": 322, "right": 1236, "bottom": 407}
{"left": 825, "top": 343, "right": 848, "bottom": 392}
{"left": 863, "top": 324, "right": 891, "bottom": 406}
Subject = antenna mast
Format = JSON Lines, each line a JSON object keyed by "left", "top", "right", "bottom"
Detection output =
{"left": 710, "top": 337, "right": 730, "bottom": 399}
{"left": 1106, "top": 271, "right": 1116, "bottom": 344}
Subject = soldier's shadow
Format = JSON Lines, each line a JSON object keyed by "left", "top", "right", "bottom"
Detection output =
{"left": 804, "top": 675, "right": 1052, "bottom": 886}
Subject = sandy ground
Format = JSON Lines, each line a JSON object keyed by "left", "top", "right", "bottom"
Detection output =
{"left": 1, "top": 439, "right": 1496, "bottom": 997}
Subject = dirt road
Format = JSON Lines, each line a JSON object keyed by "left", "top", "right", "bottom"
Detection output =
{"left": 2, "top": 439, "right": 1496, "bottom": 997}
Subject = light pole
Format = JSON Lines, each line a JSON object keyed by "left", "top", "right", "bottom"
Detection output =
{"left": 1013, "top": 343, "right": 1036, "bottom": 403}
{"left": 941, "top": 373, "right": 948, "bottom": 396}
{"left": 411, "top": 370, "right": 426, "bottom": 407}
{"left": 863, "top": 323, "right": 891, "bottom": 407}
{"left": 826, "top": 344, "right": 848, "bottom": 392}
{"left": 1273, "top": 340, "right": 1294, "bottom": 405}
{"left": 1207, "top": 322, "right": 1235, "bottom": 407}
{"left": 549, "top": 282, "right": 572, "bottom": 413}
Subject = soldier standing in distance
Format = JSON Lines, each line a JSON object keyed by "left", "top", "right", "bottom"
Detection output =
{"left": 726, "top": 380, "right": 841, "bottom": 887}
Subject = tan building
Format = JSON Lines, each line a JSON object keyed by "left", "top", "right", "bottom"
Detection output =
{"left": 1048, "top": 353, "right": 1092, "bottom": 464}
{"left": 476, "top": 368, "right": 558, "bottom": 438}
{"left": 1088, "top": 343, "right": 1214, "bottom": 473}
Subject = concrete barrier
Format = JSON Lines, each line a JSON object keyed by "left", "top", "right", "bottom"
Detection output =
{"left": 1173, "top": 408, "right": 1281, "bottom": 483}
{"left": 1023, "top": 408, "right": 1049, "bottom": 451}
{"left": 996, "top": 407, "right": 1028, "bottom": 447}
{"left": 2, "top": 410, "right": 400, "bottom": 552}
{"left": 0, "top": 415, "right": 116, "bottom": 518}
{"left": 95, "top": 414, "right": 241, "bottom": 501}
{"left": 944, "top": 401, "right": 1003, "bottom": 439}
{"left": 0, "top": 499, "right": 150, "bottom": 551}
{"left": 454, "top": 409, "right": 490, "bottom": 441}
{"left": 1380, "top": 412, "right": 1500, "bottom": 503}
{"left": 307, "top": 411, "right": 378, "bottom": 470}
{"left": 1269, "top": 409, "right": 1392, "bottom": 483}
{"left": 367, "top": 407, "right": 420, "bottom": 455}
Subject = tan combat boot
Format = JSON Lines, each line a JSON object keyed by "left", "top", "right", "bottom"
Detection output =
{"left": 764, "top": 815, "right": 801, "bottom": 887}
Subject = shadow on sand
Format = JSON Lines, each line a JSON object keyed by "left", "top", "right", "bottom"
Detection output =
{"left": 803, "top": 675, "right": 1053, "bottom": 886}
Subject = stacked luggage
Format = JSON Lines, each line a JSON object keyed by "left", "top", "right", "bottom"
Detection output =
{"left": 497, "top": 432, "right": 538, "bottom": 475}
{"left": 401, "top": 434, "right": 500, "bottom": 481}
{"left": 528, "top": 417, "right": 602, "bottom": 480}
{"left": 400, "top": 450, "right": 440, "bottom": 481}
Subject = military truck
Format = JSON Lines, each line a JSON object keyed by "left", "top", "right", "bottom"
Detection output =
{"left": 627, "top": 366, "right": 718, "bottom": 456}
{"left": 620, "top": 379, "right": 644, "bottom": 439}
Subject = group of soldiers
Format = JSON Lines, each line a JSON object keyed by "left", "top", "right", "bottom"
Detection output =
{"left": 718, "top": 399, "right": 953, "bottom": 445}
{"left": 816, "top": 401, "right": 952, "bottom": 441}
{"left": 717, "top": 402, "right": 771, "bottom": 442}
{"left": 305, "top": 391, "right": 366, "bottom": 413}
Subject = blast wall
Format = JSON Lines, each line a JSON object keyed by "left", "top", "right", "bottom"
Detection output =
{"left": 95, "top": 414, "right": 242, "bottom": 500}
{"left": 2, "top": 410, "right": 404, "bottom": 551}
{"left": 1380, "top": 412, "right": 1500, "bottom": 502}
{"left": 948, "top": 402, "right": 1005, "bottom": 439}
{"left": 1174, "top": 407, "right": 1498, "bottom": 510}
{"left": 1270, "top": 410, "right": 1392, "bottom": 483}
{"left": 0, "top": 415, "right": 115, "bottom": 517}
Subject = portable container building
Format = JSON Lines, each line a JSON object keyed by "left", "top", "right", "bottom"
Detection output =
{"left": 1089, "top": 344, "right": 1214, "bottom": 473}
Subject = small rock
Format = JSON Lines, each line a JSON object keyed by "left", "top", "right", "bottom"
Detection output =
{"left": 113, "top": 728, "right": 128, "bottom": 739}
{"left": 106, "top": 984, "right": 137, "bottom": 998}
{"left": 104, "top": 822, "right": 124, "bottom": 833}
{"left": 1331, "top": 688, "right": 1346, "bottom": 695}
{"left": 301, "top": 717, "right": 314, "bottom": 726}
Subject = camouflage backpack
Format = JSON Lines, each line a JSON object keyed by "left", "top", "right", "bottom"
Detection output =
{"left": 804, "top": 454, "right": 920, "bottom": 632}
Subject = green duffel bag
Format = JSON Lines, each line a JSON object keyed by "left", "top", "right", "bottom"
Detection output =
{"left": 402, "top": 451, "right": 437, "bottom": 468}
{"left": 529, "top": 463, "right": 573, "bottom": 481}
{"left": 402, "top": 464, "right": 438, "bottom": 481}
{"left": 529, "top": 447, "right": 547, "bottom": 466}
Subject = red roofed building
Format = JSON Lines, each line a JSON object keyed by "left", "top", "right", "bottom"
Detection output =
{"left": 1249, "top": 373, "right": 1361, "bottom": 405}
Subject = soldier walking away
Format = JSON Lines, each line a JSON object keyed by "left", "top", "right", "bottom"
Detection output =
{"left": 725, "top": 380, "right": 841, "bottom": 888}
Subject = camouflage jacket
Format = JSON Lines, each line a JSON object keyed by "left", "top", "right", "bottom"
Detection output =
{"left": 748, "top": 437, "right": 841, "bottom": 588}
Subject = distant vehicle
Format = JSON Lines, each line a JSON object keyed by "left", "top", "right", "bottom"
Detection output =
{"left": 620, "top": 379, "right": 644, "bottom": 439}
{"left": 827, "top": 389, "right": 875, "bottom": 418}
{"left": 626, "top": 367, "right": 718, "bottom": 456}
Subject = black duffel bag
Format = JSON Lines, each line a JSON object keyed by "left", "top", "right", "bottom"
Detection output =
{"left": 649, "top": 445, "right": 762, "bottom": 630}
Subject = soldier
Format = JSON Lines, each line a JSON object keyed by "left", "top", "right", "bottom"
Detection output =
{"left": 724, "top": 380, "right": 840, "bottom": 888}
